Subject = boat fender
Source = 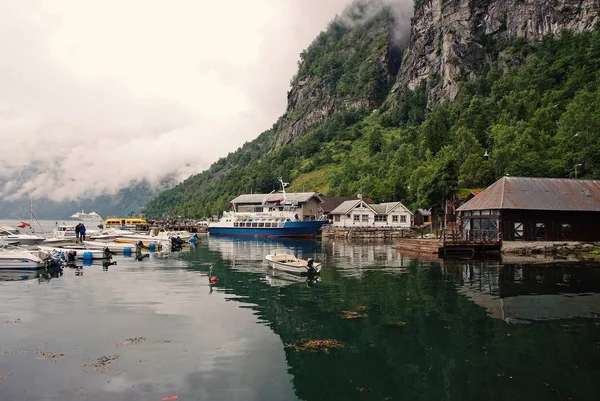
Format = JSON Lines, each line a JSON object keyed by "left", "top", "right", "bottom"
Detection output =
{"left": 83, "top": 251, "right": 93, "bottom": 260}
{"left": 123, "top": 247, "right": 132, "bottom": 256}
{"left": 148, "top": 243, "right": 156, "bottom": 252}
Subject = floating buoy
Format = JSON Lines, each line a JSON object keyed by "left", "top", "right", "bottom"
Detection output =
{"left": 209, "top": 276, "right": 218, "bottom": 283}
{"left": 123, "top": 247, "right": 132, "bottom": 256}
{"left": 162, "top": 396, "right": 178, "bottom": 401}
{"left": 82, "top": 251, "right": 93, "bottom": 260}
{"left": 148, "top": 243, "right": 156, "bottom": 252}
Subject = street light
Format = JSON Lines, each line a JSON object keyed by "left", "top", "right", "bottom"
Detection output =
{"left": 575, "top": 163, "right": 582, "bottom": 179}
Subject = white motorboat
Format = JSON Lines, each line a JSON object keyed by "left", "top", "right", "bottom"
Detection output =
{"left": 88, "top": 228, "right": 134, "bottom": 240}
{"left": 0, "top": 242, "right": 45, "bottom": 270}
{"left": 81, "top": 240, "right": 162, "bottom": 253}
{"left": 37, "top": 246, "right": 111, "bottom": 260}
{"left": 265, "top": 249, "right": 321, "bottom": 275}
{"left": 0, "top": 225, "right": 45, "bottom": 246}
{"left": 115, "top": 228, "right": 192, "bottom": 243}
{"left": 71, "top": 210, "right": 102, "bottom": 221}
{"left": 42, "top": 224, "right": 78, "bottom": 245}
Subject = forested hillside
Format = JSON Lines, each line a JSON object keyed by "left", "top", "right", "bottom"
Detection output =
{"left": 144, "top": 1, "right": 600, "bottom": 219}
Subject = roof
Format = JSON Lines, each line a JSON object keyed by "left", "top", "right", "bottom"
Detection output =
{"left": 416, "top": 209, "right": 431, "bottom": 216}
{"left": 457, "top": 177, "right": 600, "bottom": 212}
{"left": 370, "top": 202, "right": 413, "bottom": 216}
{"left": 320, "top": 196, "right": 374, "bottom": 213}
{"left": 231, "top": 192, "right": 322, "bottom": 205}
{"left": 330, "top": 200, "right": 413, "bottom": 215}
{"left": 330, "top": 200, "right": 364, "bottom": 215}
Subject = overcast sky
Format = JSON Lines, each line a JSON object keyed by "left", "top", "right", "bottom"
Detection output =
{"left": 0, "top": 0, "right": 358, "bottom": 200}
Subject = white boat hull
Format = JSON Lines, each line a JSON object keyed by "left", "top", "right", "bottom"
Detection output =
{"left": 38, "top": 246, "right": 111, "bottom": 260}
{"left": 0, "top": 249, "right": 45, "bottom": 270}
{"left": 265, "top": 254, "right": 321, "bottom": 275}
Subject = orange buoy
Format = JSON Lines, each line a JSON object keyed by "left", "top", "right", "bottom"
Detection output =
{"left": 210, "top": 276, "right": 218, "bottom": 283}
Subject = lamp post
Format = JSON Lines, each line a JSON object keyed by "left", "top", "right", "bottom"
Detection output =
{"left": 575, "top": 163, "right": 582, "bottom": 179}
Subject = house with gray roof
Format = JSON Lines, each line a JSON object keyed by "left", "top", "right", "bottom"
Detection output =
{"left": 457, "top": 176, "right": 600, "bottom": 241}
{"left": 330, "top": 199, "right": 413, "bottom": 228}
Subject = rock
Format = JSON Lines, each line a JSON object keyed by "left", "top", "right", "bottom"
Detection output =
{"left": 391, "top": 0, "right": 600, "bottom": 104}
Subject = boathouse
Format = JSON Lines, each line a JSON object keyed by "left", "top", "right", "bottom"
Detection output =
{"left": 330, "top": 199, "right": 413, "bottom": 228}
{"left": 457, "top": 177, "right": 600, "bottom": 241}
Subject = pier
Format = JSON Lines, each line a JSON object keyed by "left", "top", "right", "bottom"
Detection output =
{"left": 396, "top": 233, "right": 502, "bottom": 256}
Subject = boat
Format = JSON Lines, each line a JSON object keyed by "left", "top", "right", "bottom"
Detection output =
{"left": 264, "top": 249, "right": 322, "bottom": 276}
{"left": 208, "top": 178, "right": 327, "bottom": 238}
{"left": 37, "top": 246, "right": 111, "bottom": 260}
{"left": 115, "top": 227, "right": 192, "bottom": 242}
{"left": 42, "top": 224, "right": 77, "bottom": 245}
{"left": 0, "top": 225, "right": 45, "bottom": 246}
{"left": 0, "top": 242, "right": 45, "bottom": 270}
{"left": 71, "top": 210, "right": 103, "bottom": 221}
{"left": 82, "top": 240, "right": 162, "bottom": 253}
{"left": 102, "top": 217, "right": 148, "bottom": 231}
{"left": 88, "top": 228, "right": 134, "bottom": 240}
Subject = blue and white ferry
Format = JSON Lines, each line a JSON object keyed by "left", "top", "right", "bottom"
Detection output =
{"left": 208, "top": 178, "right": 327, "bottom": 238}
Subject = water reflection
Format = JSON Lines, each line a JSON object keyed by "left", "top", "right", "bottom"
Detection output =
{"left": 1, "top": 236, "right": 599, "bottom": 401}
{"left": 448, "top": 260, "right": 600, "bottom": 322}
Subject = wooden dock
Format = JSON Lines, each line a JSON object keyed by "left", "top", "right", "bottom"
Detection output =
{"left": 396, "top": 235, "right": 502, "bottom": 256}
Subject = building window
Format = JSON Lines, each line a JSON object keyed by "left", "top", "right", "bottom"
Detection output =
{"left": 561, "top": 223, "right": 572, "bottom": 240}
{"left": 362, "top": 215, "right": 369, "bottom": 222}
{"left": 392, "top": 215, "right": 398, "bottom": 223}
{"left": 400, "top": 215, "right": 407, "bottom": 223}
{"left": 536, "top": 223, "right": 546, "bottom": 240}
{"left": 353, "top": 215, "right": 360, "bottom": 222}
{"left": 335, "top": 215, "right": 340, "bottom": 222}
{"left": 513, "top": 222, "right": 524, "bottom": 240}
{"left": 375, "top": 215, "right": 386, "bottom": 222}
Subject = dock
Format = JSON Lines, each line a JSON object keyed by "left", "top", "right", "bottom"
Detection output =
{"left": 396, "top": 234, "right": 502, "bottom": 256}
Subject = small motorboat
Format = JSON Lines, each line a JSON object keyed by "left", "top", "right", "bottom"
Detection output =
{"left": 265, "top": 249, "right": 321, "bottom": 276}
{"left": 82, "top": 240, "right": 162, "bottom": 253}
{"left": 0, "top": 242, "right": 45, "bottom": 270}
{"left": 0, "top": 225, "right": 45, "bottom": 246}
{"left": 37, "top": 246, "right": 111, "bottom": 260}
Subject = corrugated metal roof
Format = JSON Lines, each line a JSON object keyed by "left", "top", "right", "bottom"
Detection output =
{"left": 416, "top": 209, "right": 431, "bottom": 216}
{"left": 457, "top": 177, "right": 600, "bottom": 212}
{"left": 320, "top": 196, "right": 374, "bottom": 213}
{"left": 231, "top": 192, "right": 322, "bottom": 204}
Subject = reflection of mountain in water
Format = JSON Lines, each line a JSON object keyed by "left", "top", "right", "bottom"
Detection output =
{"left": 449, "top": 261, "right": 600, "bottom": 322}
{"left": 181, "top": 238, "right": 600, "bottom": 401}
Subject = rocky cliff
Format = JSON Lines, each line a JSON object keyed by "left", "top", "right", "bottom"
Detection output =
{"left": 394, "top": 0, "right": 600, "bottom": 103}
{"left": 273, "top": 6, "right": 402, "bottom": 148}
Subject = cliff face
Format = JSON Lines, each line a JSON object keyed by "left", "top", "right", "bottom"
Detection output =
{"left": 393, "top": 0, "right": 600, "bottom": 103}
{"left": 273, "top": 8, "right": 402, "bottom": 148}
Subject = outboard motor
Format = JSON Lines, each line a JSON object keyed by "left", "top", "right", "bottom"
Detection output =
{"left": 170, "top": 236, "right": 183, "bottom": 252}
{"left": 67, "top": 250, "right": 77, "bottom": 262}
{"left": 306, "top": 258, "right": 318, "bottom": 275}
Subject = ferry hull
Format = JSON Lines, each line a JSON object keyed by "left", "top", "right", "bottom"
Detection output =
{"left": 208, "top": 221, "right": 326, "bottom": 238}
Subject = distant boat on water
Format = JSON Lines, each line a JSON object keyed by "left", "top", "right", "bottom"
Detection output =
{"left": 70, "top": 210, "right": 102, "bottom": 221}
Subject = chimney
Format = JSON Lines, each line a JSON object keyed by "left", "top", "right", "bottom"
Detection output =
{"left": 357, "top": 194, "right": 362, "bottom": 199}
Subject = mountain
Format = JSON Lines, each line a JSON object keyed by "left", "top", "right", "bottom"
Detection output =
{"left": 0, "top": 178, "right": 175, "bottom": 220}
{"left": 144, "top": 0, "right": 600, "bottom": 218}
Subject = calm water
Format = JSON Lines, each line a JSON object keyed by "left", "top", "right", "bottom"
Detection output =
{"left": 1, "top": 224, "right": 599, "bottom": 400}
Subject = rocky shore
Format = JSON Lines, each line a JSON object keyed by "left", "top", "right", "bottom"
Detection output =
{"left": 502, "top": 241, "right": 600, "bottom": 260}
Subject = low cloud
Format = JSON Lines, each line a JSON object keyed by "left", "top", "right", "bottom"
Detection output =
{"left": 0, "top": 0, "right": 352, "bottom": 201}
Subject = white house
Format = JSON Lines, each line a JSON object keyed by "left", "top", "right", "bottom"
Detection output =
{"left": 330, "top": 200, "right": 413, "bottom": 228}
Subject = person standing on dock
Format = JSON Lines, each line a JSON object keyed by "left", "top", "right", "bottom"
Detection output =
{"left": 75, "top": 223, "right": 81, "bottom": 242}
{"left": 79, "top": 223, "right": 86, "bottom": 243}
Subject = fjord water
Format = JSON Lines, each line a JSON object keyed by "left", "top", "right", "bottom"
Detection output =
{"left": 1, "top": 234, "right": 599, "bottom": 401}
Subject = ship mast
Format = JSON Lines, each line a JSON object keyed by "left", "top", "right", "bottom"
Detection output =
{"left": 277, "top": 177, "right": 289, "bottom": 204}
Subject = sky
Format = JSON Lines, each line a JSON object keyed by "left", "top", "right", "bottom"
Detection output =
{"left": 0, "top": 0, "right": 356, "bottom": 201}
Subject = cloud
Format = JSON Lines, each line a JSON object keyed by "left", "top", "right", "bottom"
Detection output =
{"left": 0, "top": 0, "right": 353, "bottom": 201}
{"left": 337, "top": 0, "right": 414, "bottom": 46}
